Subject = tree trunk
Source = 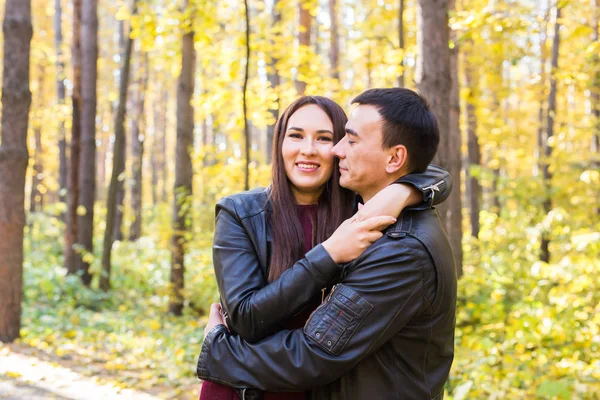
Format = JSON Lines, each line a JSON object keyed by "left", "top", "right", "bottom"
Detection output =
{"left": 464, "top": 47, "right": 481, "bottom": 238}
{"left": 112, "top": 135, "right": 126, "bottom": 241}
{"left": 30, "top": 126, "right": 43, "bottom": 213}
{"left": 96, "top": 102, "right": 109, "bottom": 202}
{"left": 415, "top": 0, "right": 457, "bottom": 268}
{"left": 243, "top": 0, "right": 251, "bottom": 190}
{"left": 446, "top": 0, "right": 462, "bottom": 275}
{"left": 592, "top": 0, "right": 599, "bottom": 215}
{"left": 30, "top": 65, "right": 45, "bottom": 214}
{"left": 75, "top": 0, "right": 98, "bottom": 286}
{"left": 101, "top": 0, "right": 137, "bottom": 292}
{"left": 535, "top": 14, "right": 548, "bottom": 178}
{"left": 398, "top": 0, "right": 405, "bottom": 87}
{"left": 540, "top": 6, "right": 561, "bottom": 263}
{"left": 170, "top": 2, "right": 195, "bottom": 315}
{"left": 65, "top": 0, "right": 82, "bottom": 275}
{"left": 266, "top": 0, "right": 281, "bottom": 164}
{"left": 295, "top": 0, "right": 311, "bottom": 95}
{"left": 151, "top": 81, "right": 160, "bottom": 206}
{"left": 329, "top": 0, "right": 340, "bottom": 81}
{"left": 0, "top": 0, "right": 32, "bottom": 343}
{"left": 161, "top": 88, "right": 168, "bottom": 203}
{"left": 55, "top": 0, "right": 67, "bottom": 214}
{"left": 129, "top": 53, "right": 148, "bottom": 241}
{"left": 113, "top": 20, "right": 127, "bottom": 243}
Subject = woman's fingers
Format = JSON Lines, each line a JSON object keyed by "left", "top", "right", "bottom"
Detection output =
{"left": 359, "top": 215, "right": 397, "bottom": 232}
{"left": 365, "top": 231, "right": 384, "bottom": 243}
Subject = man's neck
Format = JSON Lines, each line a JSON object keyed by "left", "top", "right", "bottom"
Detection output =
{"left": 358, "top": 173, "right": 406, "bottom": 203}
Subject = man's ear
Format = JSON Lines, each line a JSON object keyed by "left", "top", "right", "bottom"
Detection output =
{"left": 386, "top": 145, "right": 408, "bottom": 174}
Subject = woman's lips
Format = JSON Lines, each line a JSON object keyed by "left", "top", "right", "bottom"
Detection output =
{"left": 296, "top": 162, "right": 319, "bottom": 172}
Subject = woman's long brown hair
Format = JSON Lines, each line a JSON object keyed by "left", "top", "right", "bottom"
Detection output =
{"left": 268, "top": 96, "right": 355, "bottom": 282}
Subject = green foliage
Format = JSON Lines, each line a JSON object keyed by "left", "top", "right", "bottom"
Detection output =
{"left": 446, "top": 208, "right": 600, "bottom": 399}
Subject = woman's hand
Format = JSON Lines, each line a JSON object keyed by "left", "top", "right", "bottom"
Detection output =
{"left": 204, "top": 303, "right": 227, "bottom": 340}
{"left": 322, "top": 215, "right": 396, "bottom": 264}
{"left": 353, "top": 184, "right": 420, "bottom": 222}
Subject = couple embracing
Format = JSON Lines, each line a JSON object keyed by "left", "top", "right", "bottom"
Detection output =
{"left": 197, "top": 88, "right": 457, "bottom": 400}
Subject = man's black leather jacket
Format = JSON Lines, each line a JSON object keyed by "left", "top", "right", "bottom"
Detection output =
{"left": 198, "top": 165, "right": 456, "bottom": 399}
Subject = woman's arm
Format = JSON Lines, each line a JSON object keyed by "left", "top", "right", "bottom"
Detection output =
{"left": 213, "top": 198, "right": 394, "bottom": 343}
{"left": 354, "top": 164, "right": 452, "bottom": 221}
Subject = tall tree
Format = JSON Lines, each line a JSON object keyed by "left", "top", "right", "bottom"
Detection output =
{"left": 151, "top": 80, "right": 161, "bottom": 206}
{"left": 464, "top": 42, "right": 481, "bottom": 238}
{"left": 266, "top": 0, "right": 281, "bottom": 164}
{"left": 415, "top": 0, "right": 460, "bottom": 271}
{"left": 113, "top": 18, "right": 127, "bottom": 243}
{"left": 398, "top": 0, "right": 405, "bottom": 87}
{"left": 446, "top": 0, "right": 463, "bottom": 274}
{"left": 75, "top": 0, "right": 98, "bottom": 286}
{"left": 592, "top": 0, "right": 599, "bottom": 215}
{"left": 296, "top": 0, "right": 311, "bottom": 95}
{"left": 535, "top": 12, "right": 548, "bottom": 178}
{"left": 30, "top": 64, "right": 45, "bottom": 213}
{"left": 329, "top": 0, "right": 340, "bottom": 81}
{"left": 243, "top": 0, "right": 251, "bottom": 190}
{"left": 129, "top": 53, "right": 149, "bottom": 241}
{"left": 55, "top": 0, "right": 67, "bottom": 213}
{"left": 101, "top": 0, "right": 138, "bottom": 292}
{"left": 170, "top": 0, "right": 195, "bottom": 315}
{"left": 540, "top": 5, "right": 562, "bottom": 263}
{"left": 161, "top": 88, "right": 169, "bottom": 203}
{"left": 65, "top": 0, "right": 82, "bottom": 275}
{"left": 0, "top": 0, "right": 32, "bottom": 343}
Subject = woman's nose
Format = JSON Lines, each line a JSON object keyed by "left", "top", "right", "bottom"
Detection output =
{"left": 301, "top": 140, "right": 317, "bottom": 155}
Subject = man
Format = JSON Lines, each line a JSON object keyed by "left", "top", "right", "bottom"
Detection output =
{"left": 197, "top": 88, "right": 457, "bottom": 399}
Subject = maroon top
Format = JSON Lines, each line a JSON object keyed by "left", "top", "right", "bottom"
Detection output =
{"left": 200, "top": 204, "right": 320, "bottom": 400}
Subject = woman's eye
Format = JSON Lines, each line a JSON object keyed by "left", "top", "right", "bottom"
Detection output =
{"left": 288, "top": 133, "right": 303, "bottom": 139}
{"left": 318, "top": 136, "right": 333, "bottom": 142}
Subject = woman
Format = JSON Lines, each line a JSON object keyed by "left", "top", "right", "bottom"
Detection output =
{"left": 200, "top": 96, "right": 450, "bottom": 399}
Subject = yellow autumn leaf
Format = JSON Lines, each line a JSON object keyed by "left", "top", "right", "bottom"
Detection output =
{"left": 147, "top": 319, "right": 161, "bottom": 331}
{"left": 70, "top": 314, "right": 81, "bottom": 325}
{"left": 5, "top": 371, "right": 22, "bottom": 378}
{"left": 105, "top": 361, "right": 127, "bottom": 371}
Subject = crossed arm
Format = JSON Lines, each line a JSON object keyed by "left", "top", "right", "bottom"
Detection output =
{"left": 213, "top": 165, "right": 451, "bottom": 343}
{"left": 199, "top": 237, "right": 431, "bottom": 391}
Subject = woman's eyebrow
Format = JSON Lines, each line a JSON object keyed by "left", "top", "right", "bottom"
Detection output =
{"left": 287, "top": 127, "right": 333, "bottom": 135}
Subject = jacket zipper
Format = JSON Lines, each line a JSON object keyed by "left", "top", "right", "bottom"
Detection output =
{"left": 306, "top": 284, "right": 339, "bottom": 330}
{"left": 422, "top": 180, "right": 444, "bottom": 202}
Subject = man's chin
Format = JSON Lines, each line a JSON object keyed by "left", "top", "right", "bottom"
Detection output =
{"left": 339, "top": 177, "right": 354, "bottom": 191}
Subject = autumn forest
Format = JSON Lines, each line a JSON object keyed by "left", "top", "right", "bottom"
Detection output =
{"left": 0, "top": 0, "right": 599, "bottom": 398}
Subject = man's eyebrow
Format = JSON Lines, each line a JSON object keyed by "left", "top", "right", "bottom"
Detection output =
{"left": 345, "top": 128, "right": 359, "bottom": 137}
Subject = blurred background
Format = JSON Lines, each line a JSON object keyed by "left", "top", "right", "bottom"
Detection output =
{"left": 0, "top": 0, "right": 599, "bottom": 398}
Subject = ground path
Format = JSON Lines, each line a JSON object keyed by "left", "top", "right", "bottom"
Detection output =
{"left": 0, "top": 344, "right": 196, "bottom": 399}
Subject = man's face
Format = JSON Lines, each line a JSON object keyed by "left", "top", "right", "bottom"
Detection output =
{"left": 331, "top": 104, "right": 392, "bottom": 202}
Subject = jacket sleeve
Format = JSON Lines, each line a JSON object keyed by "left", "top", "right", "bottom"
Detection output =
{"left": 393, "top": 164, "right": 452, "bottom": 210}
{"left": 198, "top": 237, "right": 429, "bottom": 391}
{"left": 213, "top": 198, "right": 341, "bottom": 343}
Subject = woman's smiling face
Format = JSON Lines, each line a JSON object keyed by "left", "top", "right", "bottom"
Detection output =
{"left": 281, "top": 104, "right": 335, "bottom": 205}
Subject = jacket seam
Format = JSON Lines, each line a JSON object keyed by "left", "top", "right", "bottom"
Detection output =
{"left": 409, "top": 230, "right": 446, "bottom": 313}
{"left": 359, "top": 280, "right": 424, "bottom": 366}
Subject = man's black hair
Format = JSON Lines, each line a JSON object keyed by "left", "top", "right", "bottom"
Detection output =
{"left": 352, "top": 88, "right": 439, "bottom": 173}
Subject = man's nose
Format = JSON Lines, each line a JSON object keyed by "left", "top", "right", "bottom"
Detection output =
{"left": 332, "top": 140, "right": 344, "bottom": 158}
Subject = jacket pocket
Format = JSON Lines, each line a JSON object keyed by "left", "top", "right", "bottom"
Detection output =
{"left": 304, "top": 284, "right": 373, "bottom": 355}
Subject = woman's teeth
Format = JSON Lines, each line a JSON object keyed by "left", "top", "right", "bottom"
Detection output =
{"left": 298, "top": 164, "right": 318, "bottom": 169}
